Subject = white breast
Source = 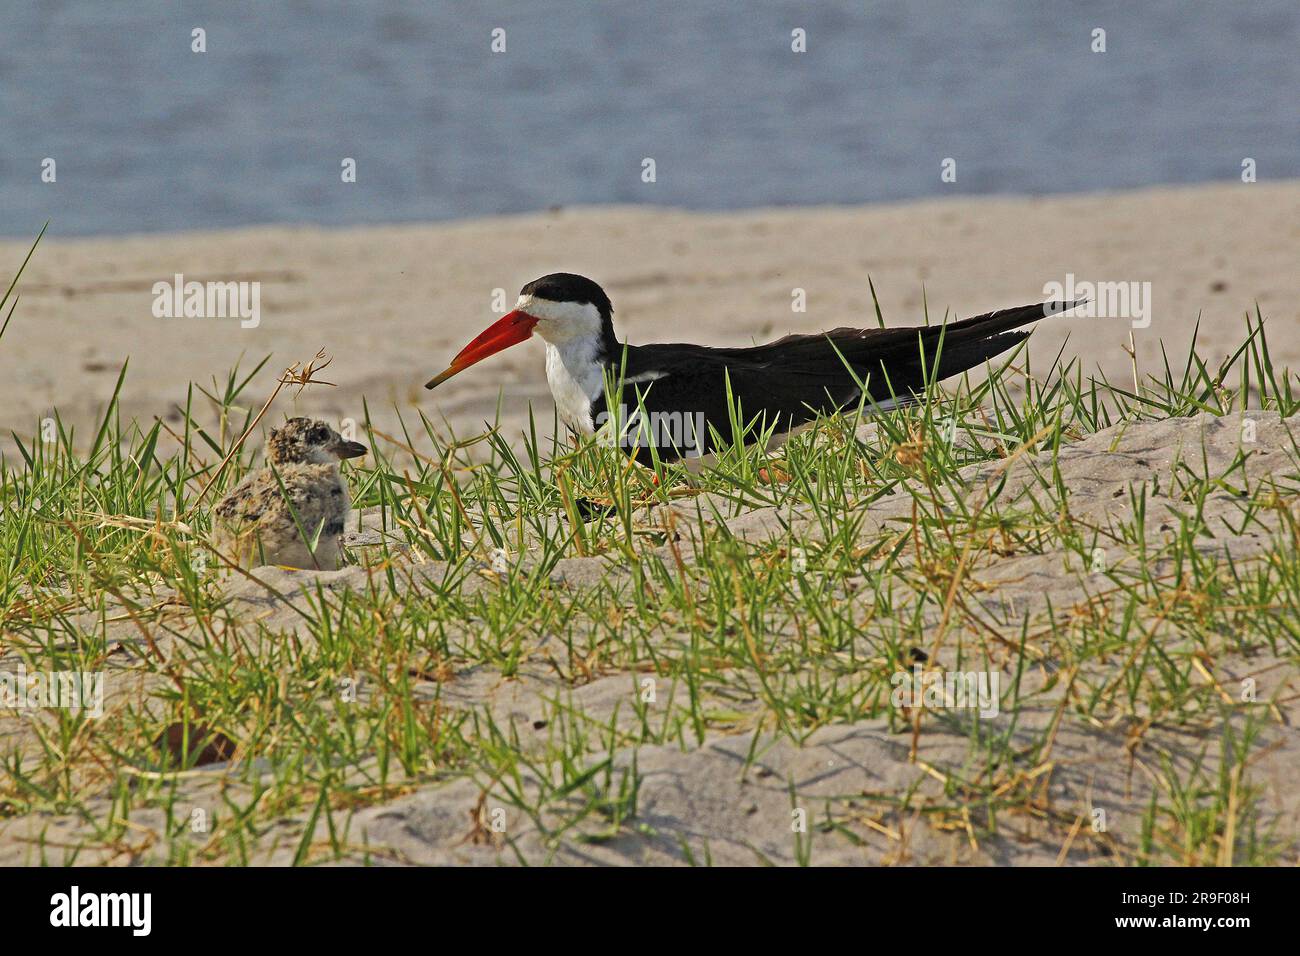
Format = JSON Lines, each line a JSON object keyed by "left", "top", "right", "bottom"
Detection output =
{"left": 544, "top": 338, "right": 604, "bottom": 436}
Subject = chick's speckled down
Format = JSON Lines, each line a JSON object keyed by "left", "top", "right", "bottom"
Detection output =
{"left": 212, "top": 418, "right": 365, "bottom": 570}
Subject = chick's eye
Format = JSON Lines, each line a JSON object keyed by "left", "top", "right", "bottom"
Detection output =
{"left": 311, "top": 427, "right": 328, "bottom": 443}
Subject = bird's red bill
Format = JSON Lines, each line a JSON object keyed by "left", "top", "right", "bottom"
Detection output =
{"left": 425, "top": 310, "right": 539, "bottom": 389}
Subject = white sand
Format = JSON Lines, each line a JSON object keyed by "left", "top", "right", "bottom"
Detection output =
{"left": 2, "top": 180, "right": 1297, "bottom": 451}
{"left": 3, "top": 182, "right": 1299, "bottom": 863}
{"left": 3, "top": 410, "right": 1296, "bottom": 864}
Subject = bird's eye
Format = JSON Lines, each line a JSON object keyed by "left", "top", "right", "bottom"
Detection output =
{"left": 311, "top": 427, "right": 328, "bottom": 443}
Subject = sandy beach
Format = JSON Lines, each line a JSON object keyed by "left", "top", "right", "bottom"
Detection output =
{"left": 3, "top": 180, "right": 1297, "bottom": 452}
{"left": 10, "top": 0, "right": 1300, "bottom": 906}
{"left": 3, "top": 180, "right": 1300, "bottom": 866}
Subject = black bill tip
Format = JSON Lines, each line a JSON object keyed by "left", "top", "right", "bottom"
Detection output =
{"left": 334, "top": 440, "right": 368, "bottom": 459}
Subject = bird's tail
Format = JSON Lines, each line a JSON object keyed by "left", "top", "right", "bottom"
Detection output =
{"left": 924, "top": 299, "right": 1084, "bottom": 380}
{"left": 817, "top": 298, "right": 1085, "bottom": 401}
{"left": 931, "top": 299, "right": 1086, "bottom": 342}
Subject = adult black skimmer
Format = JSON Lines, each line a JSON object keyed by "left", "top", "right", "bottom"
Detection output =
{"left": 425, "top": 273, "right": 1079, "bottom": 465}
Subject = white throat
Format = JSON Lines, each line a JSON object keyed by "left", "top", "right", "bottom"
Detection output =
{"left": 304, "top": 447, "right": 339, "bottom": 465}
{"left": 518, "top": 294, "right": 608, "bottom": 436}
{"left": 543, "top": 336, "right": 604, "bottom": 436}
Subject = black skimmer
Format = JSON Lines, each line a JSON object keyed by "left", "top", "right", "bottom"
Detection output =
{"left": 425, "top": 273, "right": 1079, "bottom": 465}
{"left": 213, "top": 418, "right": 367, "bottom": 570}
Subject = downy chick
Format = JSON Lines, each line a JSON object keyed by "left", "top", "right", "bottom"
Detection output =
{"left": 213, "top": 418, "right": 367, "bottom": 570}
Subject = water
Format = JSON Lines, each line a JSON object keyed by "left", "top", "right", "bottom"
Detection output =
{"left": 2, "top": 0, "right": 1297, "bottom": 237}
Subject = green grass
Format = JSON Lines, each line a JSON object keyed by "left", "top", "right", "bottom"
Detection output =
{"left": 1, "top": 231, "right": 1297, "bottom": 865}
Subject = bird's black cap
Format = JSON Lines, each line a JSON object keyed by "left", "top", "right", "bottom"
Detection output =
{"left": 520, "top": 273, "right": 613, "bottom": 320}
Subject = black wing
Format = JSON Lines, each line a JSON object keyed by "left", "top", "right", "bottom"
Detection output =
{"left": 593, "top": 300, "right": 1079, "bottom": 464}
